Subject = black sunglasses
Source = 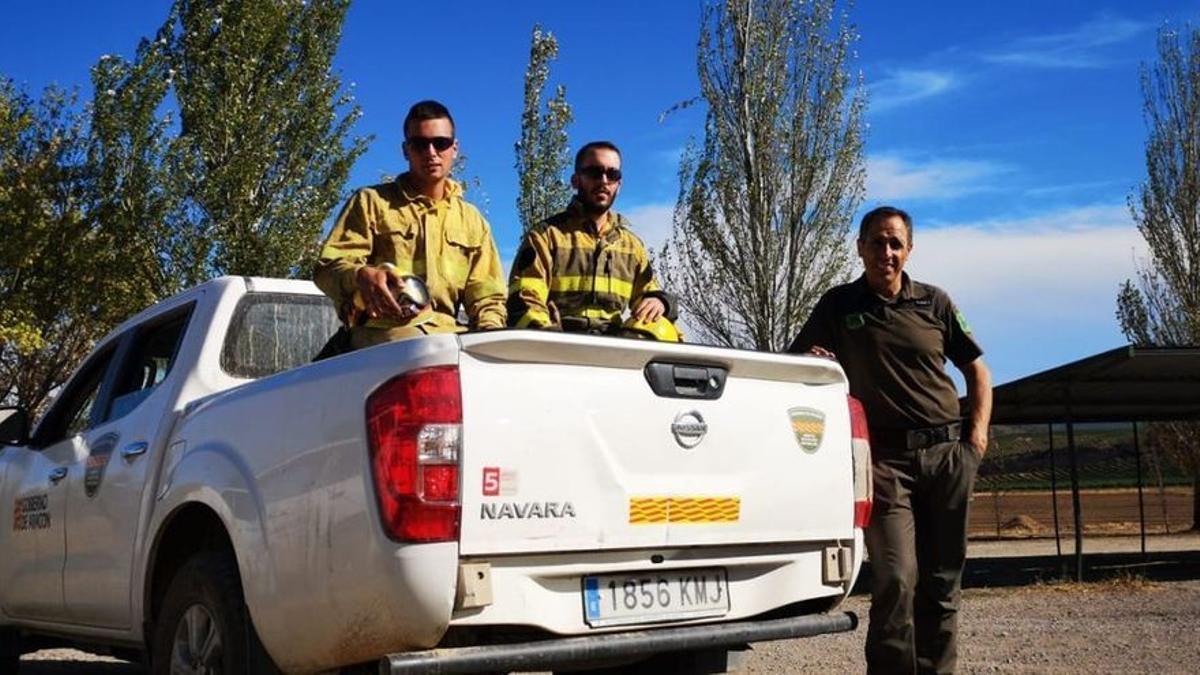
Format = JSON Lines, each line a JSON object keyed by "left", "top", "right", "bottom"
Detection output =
{"left": 578, "top": 165, "right": 622, "bottom": 182}
{"left": 406, "top": 136, "right": 455, "bottom": 153}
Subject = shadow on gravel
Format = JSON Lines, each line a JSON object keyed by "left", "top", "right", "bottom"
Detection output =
{"left": 854, "top": 549, "right": 1200, "bottom": 594}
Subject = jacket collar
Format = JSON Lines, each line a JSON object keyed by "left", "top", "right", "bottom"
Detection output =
{"left": 397, "top": 173, "right": 462, "bottom": 205}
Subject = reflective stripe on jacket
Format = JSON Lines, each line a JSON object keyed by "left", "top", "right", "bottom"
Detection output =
{"left": 506, "top": 199, "right": 674, "bottom": 331}
{"left": 314, "top": 174, "right": 506, "bottom": 333}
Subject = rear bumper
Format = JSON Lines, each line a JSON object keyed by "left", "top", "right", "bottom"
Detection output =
{"left": 380, "top": 611, "right": 857, "bottom": 674}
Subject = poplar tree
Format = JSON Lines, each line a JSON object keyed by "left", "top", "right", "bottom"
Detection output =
{"left": 169, "top": 0, "right": 368, "bottom": 280}
{"left": 659, "top": 0, "right": 865, "bottom": 350}
{"left": 515, "top": 24, "right": 573, "bottom": 231}
{"left": 1116, "top": 26, "right": 1200, "bottom": 529}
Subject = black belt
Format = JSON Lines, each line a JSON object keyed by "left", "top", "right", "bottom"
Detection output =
{"left": 870, "top": 422, "right": 962, "bottom": 451}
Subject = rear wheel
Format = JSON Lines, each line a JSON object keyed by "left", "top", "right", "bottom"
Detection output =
{"left": 0, "top": 628, "right": 20, "bottom": 674}
{"left": 150, "top": 551, "right": 277, "bottom": 675}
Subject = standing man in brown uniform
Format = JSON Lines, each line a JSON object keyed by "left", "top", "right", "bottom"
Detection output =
{"left": 315, "top": 100, "right": 506, "bottom": 349}
{"left": 788, "top": 206, "right": 992, "bottom": 674}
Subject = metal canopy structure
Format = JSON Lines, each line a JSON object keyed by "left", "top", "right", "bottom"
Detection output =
{"left": 987, "top": 345, "right": 1200, "bottom": 425}
{"left": 967, "top": 345, "right": 1200, "bottom": 581}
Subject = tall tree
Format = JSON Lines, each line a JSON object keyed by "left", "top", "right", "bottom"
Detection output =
{"left": 170, "top": 0, "right": 368, "bottom": 281}
{"left": 659, "top": 0, "right": 865, "bottom": 350}
{"left": 0, "top": 81, "right": 100, "bottom": 413}
{"left": 1116, "top": 26, "right": 1200, "bottom": 530}
{"left": 515, "top": 24, "right": 573, "bottom": 232}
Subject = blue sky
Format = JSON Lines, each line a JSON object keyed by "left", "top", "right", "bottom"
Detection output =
{"left": 2, "top": 1, "right": 1196, "bottom": 386}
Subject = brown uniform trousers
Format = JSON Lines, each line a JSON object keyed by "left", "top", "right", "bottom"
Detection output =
{"left": 866, "top": 439, "right": 980, "bottom": 675}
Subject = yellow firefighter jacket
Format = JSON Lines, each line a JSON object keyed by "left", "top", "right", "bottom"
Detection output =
{"left": 507, "top": 199, "right": 675, "bottom": 332}
{"left": 314, "top": 175, "right": 506, "bottom": 346}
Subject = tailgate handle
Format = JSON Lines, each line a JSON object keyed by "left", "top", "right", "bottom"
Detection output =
{"left": 644, "top": 362, "right": 727, "bottom": 400}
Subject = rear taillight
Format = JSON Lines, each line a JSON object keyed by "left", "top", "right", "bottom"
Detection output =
{"left": 848, "top": 395, "right": 873, "bottom": 528}
{"left": 366, "top": 366, "right": 462, "bottom": 542}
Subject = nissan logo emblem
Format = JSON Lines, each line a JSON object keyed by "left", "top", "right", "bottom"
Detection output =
{"left": 672, "top": 410, "right": 708, "bottom": 448}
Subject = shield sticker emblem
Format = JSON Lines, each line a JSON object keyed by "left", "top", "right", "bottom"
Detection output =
{"left": 788, "top": 407, "right": 825, "bottom": 454}
{"left": 85, "top": 433, "right": 119, "bottom": 498}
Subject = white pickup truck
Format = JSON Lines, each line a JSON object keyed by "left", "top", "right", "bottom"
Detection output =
{"left": 0, "top": 276, "right": 871, "bottom": 674}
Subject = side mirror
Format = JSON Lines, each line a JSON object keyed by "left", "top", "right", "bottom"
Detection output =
{"left": 0, "top": 407, "right": 30, "bottom": 446}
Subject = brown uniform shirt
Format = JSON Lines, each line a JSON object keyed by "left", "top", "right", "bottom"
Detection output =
{"left": 788, "top": 273, "right": 982, "bottom": 433}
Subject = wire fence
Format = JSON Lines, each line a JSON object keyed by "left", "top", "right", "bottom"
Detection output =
{"left": 969, "top": 423, "right": 1196, "bottom": 540}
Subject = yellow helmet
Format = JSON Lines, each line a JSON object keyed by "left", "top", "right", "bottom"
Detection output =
{"left": 621, "top": 316, "right": 684, "bottom": 343}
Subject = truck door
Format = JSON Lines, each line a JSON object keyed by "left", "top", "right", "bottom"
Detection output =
{"left": 0, "top": 344, "right": 119, "bottom": 622}
{"left": 62, "top": 304, "right": 193, "bottom": 628}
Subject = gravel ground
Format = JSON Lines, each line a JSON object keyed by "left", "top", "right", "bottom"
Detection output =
{"left": 18, "top": 540, "right": 1200, "bottom": 674}
{"left": 744, "top": 578, "right": 1200, "bottom": 674}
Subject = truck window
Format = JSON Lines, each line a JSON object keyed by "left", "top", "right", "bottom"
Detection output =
{"left": 31, "top": 345, "right": 118, "bottom": 447}
{"left": 105, "top": 305, "right": 193, "bottom": 422}
{"left": 220, "top": 293, "right": 340, "bottom": 379}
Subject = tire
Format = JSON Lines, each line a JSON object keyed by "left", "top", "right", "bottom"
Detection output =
{"left": 0, "top": 628, "right": 19, "bottom": 675}
{"left": 150, "top": 551, "right": 277, "bottom": 675}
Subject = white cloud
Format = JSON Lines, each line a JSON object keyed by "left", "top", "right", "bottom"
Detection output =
{"left": 983, "top": 15, "right": 1149, "bottom": 69}
{"left": 870, "top": 69, "right": 956, "bottom": 111}
{"left": 909, "top": 205, "right": 1145, "bottom": 381}
{"left": 624, "top": 202, "right": 676, "bottom": 256}
{"left": 867, "top": 154, "right": 1006, "bottom": 201}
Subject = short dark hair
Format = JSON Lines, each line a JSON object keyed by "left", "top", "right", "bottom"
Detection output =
{"left": 403, "top": 100, "right": 455, "bottom": 139}
{"left": 858, "top": 205, "right": 913, "bottom": 243}
{"left": 574, "top": 141, "right": 621, "bottom": 172}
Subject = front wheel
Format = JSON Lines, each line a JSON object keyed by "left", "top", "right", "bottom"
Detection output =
{"left": 150, "top": 551, "right": 276, "bottom": 675}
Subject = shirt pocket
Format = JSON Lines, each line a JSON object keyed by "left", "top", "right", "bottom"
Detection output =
{"left": 442, "top": 220, "right": 482, "bottom": 287}
{"left": 374, "top": 217, "right": 418, "bottom": 271}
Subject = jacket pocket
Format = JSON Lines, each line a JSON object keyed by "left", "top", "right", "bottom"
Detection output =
{"left": 374, "top": 219, "right": 418, "bottom": 269}
{"left": 442, "top": 221, "right": 482, "bottom": 286}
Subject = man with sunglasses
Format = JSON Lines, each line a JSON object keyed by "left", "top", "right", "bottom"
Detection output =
{"left": 507, "top": 141, "right": 676, "bottom": 334}
{"left": 315, "top": 100, "right": 506, "bottom": 349}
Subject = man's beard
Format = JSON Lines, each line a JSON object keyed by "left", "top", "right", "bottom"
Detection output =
{"left": 580, "top": 194, "right": 611, "bottom": 216}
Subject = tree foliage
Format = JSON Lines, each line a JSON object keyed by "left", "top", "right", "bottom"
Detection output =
{"left": 515, "top": 24, "right": 573, "bottom": 231}
{"left": 170, "top": 0, "right": 368, "bottom": 280}
{"left": 659, "top": 0, "right": 865, "bottom": 351}
{"left": 0, "top": 82, "right": 97, "bottom": 413}
{"left": 1116, "top": 26, "right": 1200, "bottom": 529}
{"left": 1, "top": 0, "right": 367, "bottom": 414}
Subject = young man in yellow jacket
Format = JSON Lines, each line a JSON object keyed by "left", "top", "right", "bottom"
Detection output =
{"left": 315, "top": 100, "right": 506, "bottom": 349}
{"left": 507, "top": 141, "right": 676, "bottom": 334}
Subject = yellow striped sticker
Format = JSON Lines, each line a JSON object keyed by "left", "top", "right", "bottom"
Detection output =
{"left": 628, "top": 496, "right": 741, "bottom": 524}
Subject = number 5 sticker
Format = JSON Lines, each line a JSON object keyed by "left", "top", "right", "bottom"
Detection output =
{"left": 482, "top": 467, "right": 500, "bottom": 496}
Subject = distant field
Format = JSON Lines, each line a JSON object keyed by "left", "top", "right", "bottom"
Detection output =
{"left": 969, "top": 487, "right": 1194, "bottom": 536}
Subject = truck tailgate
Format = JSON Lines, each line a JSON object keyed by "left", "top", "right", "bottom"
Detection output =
{"left": 456, "top": 332, "right": 855, "bottom": 556}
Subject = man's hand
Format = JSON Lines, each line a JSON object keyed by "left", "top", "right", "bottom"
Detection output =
{"left": 355, "top": 266, "right": 416, "bottom": 320}
{"left": 807, "top": 345, "right": 836, "bottom": 359}
{"left": 633, "top": 297, "right": 666, "bottom": 322}
{"left": 968, "top": 429, "right": 988, "bottom": 460}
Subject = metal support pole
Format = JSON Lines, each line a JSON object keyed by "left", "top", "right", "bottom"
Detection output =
{"left": 1048, "top": 423, "right": 1062, "bottom": 563}
{"left": 1134, "top": 421, "right": 1146, "bottom": 559}
{"left": 1067, "top": 420, "right": 1084, "bottom": 582}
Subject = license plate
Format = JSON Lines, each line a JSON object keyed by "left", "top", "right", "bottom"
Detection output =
{"left": 582, "top": 567, "right": 730, "bottom": 627}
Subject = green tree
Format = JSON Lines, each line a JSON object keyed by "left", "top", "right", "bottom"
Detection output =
{"left": 169, "top": 0, "right": 369, "bottom": 281}
{"left": 515, "top": 24, "right": 573, "bottom": 231}
{"left": 1116, "top": 26, "right": 1200, "bottom": 530}
{"left": 0, "top": 81, "right": 99, "bottom": 413}
{"left": 659, "top": 0, "right": 865, "bottom": 350}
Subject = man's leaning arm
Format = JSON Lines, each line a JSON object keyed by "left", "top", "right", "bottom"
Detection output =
{"left": 960, "top": 357, "right": 993, "bottom": 457}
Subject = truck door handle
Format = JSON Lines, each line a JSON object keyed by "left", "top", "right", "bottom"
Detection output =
{"left": 49, "top": 467, "right": 68, "bottom": 484}
{"left": 121, "top": 442, "right": 149, "bottom": 462}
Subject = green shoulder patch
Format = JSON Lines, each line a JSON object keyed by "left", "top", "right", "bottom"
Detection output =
{"left": 844, "top": 313, "right": 866, "bottom": 330}
{"left": 955, "top": 310, "right": 972, "bottom": 335}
